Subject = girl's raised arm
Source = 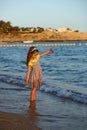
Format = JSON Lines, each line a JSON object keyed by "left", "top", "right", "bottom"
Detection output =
{"left": 40, "top": 49, "right": 54, "bottom": 57}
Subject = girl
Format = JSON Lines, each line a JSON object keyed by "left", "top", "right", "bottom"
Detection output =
{"left": 25, "top": 46, "right": 54, "bottom": 101}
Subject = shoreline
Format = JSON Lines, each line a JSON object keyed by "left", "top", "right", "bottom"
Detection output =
{"left": 0, "top": 31, "right": 87, "bottom": 42}
{"left": 0, "top": 82, "right": 87, "bottom": 130}
{"left": 0, "top": 111, "right": 39, "bottom": 130}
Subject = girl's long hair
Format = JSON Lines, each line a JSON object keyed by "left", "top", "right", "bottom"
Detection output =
{"left": 26, "top": 46, "right": 38, "bottom": 66}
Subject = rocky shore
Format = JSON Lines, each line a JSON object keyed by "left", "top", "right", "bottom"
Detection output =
{"left": 0, "top": 30, "right": 87, "bottom": 42}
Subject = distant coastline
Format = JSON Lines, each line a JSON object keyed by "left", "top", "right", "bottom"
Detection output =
{"left": 0, "top": 20, "right": 87, "bottom": 42}
{"left": 0, "top": 30, "right": 87, "bottom": 42}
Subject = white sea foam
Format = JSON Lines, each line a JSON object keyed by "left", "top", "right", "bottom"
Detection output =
{"left": 40, "top": 85, "right": 87, "bottom": 104}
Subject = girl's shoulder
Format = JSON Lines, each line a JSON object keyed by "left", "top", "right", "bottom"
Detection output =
{"left": 33, "top": 54, "right": 40, "bottom": 61}
{"left": 28, "top": 54, "right": 40, "bottom": 67}
{"left": 36, "top": 54, "right": 40, "bottom": 60}
{"left": 28, "top": 60, "right": 33, "bottom": 67}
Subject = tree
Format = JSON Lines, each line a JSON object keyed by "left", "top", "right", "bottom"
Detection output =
{"left": 0, "top": 20, "right": 12, "bottom": 33}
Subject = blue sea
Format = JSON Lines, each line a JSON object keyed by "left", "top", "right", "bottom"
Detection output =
{"left": 0, "top": 41, "right": 87, "bottom": 130}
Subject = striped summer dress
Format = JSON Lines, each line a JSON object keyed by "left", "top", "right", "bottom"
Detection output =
{"left": 28, "top": 54, "right": 42, "bottom": 88}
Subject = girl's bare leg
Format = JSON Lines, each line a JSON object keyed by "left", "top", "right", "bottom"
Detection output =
{"left": 30, "top": 87, "right": 37, "bottom": 101}
{"left": 29, "top": 100, "right": 36, "bottom": 110}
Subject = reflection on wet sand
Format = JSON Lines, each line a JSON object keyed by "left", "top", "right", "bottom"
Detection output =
{"left": 28, "top": 101, "right": 41, "bottom": 130}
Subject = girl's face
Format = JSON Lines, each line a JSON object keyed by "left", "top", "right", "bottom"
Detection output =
{"left": 32, "top": 51, "right": 38, "bottom": 59}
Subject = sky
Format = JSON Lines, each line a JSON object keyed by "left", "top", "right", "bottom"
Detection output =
{"left": 0, "top": 0, "right": 87, "bottom": 32}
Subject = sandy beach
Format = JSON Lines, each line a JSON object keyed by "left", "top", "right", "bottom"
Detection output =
{"left": 0, "top": 112, "right": 40, "bottom": 130}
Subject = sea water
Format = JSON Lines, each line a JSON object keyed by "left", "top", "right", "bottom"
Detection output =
{"left": 0, "top": 41, "right": 87, "bottom": 105}
{"left": 0, "top": 41, "right": 87, "bottom": 130}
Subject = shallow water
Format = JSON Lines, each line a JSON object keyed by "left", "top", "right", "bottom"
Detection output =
{"left": 1, "top": 81, "right": 87, "bottom": 130}
{"left": 0, "top": 41, "right": 87, "bottom": 104}
{"left": 0, "top": 41, "right": 87, "bottom": 129}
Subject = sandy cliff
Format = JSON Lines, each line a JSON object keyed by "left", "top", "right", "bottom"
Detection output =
{"left": 0, "top": 30, "right": 87, "bottom": 42}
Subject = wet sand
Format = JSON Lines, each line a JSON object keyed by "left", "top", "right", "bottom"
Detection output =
{"left": 0, "top": 112, "right": 41, "bottom": 130}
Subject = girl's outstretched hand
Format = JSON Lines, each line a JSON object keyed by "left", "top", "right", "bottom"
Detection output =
{"left": 49, "top": 49, "right": 54, "bottom": 53}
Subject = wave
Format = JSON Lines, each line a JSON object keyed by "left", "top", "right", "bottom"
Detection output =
{"left": 39, "top": 85, "right": 87, "bottom": 104}
{"left": 0, "top": 76, "right": 87, "bottom": 104}
{"left": 0, "top": 74, "right": 25, "bottom": 87}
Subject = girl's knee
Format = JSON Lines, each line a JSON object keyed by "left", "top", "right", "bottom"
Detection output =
{"left": 34, "top": 86, "right": 38, "bottom": 90}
